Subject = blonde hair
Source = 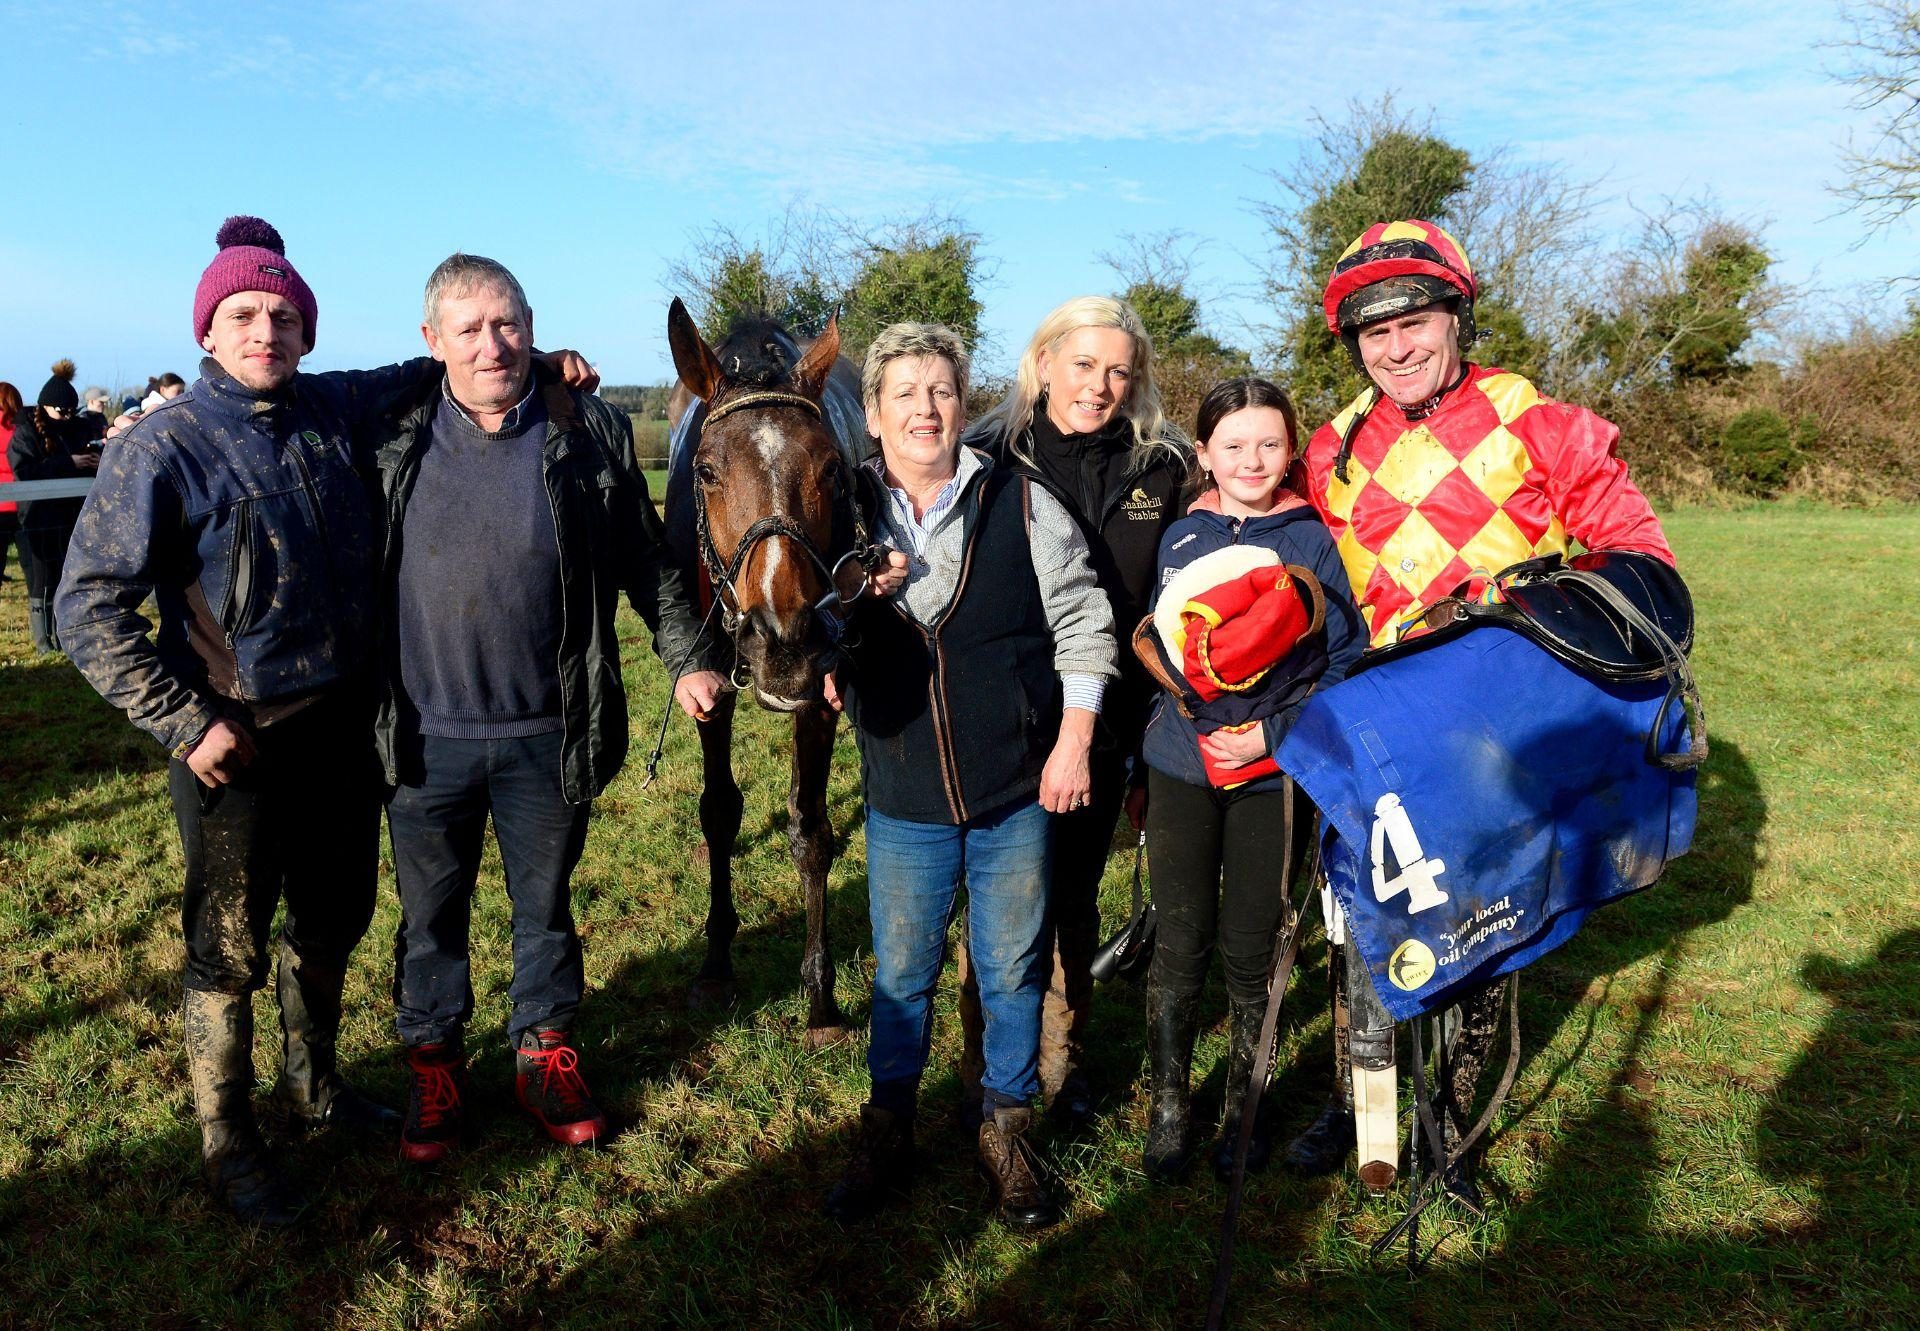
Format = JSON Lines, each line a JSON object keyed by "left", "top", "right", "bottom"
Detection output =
{"left": 978, "top": 295, "right": 1188, "bottom": 471}
{"left": 860, "top": 322, "right": 972, "bottom": 408}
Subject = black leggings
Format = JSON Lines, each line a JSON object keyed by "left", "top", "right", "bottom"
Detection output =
{"left": 1144, "top": 768, "right": 1291, "bottom": 1006}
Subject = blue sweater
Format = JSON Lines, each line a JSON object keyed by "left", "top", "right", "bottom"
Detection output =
{"left": 395, "top": 389, "right": 563, "bottom": 738}
{"left": 1140, "top": 500, "right": 1366, "bottom": 793}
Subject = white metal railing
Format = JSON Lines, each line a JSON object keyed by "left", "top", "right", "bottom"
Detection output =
{"left": 0, "top": 479, "right": 95, "bottom": 501}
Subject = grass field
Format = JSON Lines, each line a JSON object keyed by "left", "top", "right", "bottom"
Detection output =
{"left": 1, "top": 506, "right": 1915, "bottom": 1330}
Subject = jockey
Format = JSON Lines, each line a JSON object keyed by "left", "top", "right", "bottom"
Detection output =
{"left": 1284, "top": 218, "right": 1675, "bottom": 1205}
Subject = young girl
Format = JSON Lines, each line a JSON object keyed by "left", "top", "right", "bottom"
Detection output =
{"left": 1136, "top": 377, "right": 1365, "bottom": 1181}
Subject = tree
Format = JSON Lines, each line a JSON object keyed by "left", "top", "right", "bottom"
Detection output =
{"left": 1257, "top": 97, "right": 1599, "bottom": 422}
{"left": 1835, "top": 0, "right": 1920, "bottom": 231}
{"left": 839, "top": 213, "right": 987, "bottom": 363}
{"left": 665, "top": 206, "right": 846, "bottom": 343}
{"left": 666, "top": 207, "right": 988, "bottom": 364}
{"left": 1566, "top": 204, "right": 1781, "bottom": 397}
{"left": 1099, "top": 231, "right": 1255, "bottom": 430}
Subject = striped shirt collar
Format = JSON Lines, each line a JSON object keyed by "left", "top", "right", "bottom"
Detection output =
{"left": 865, "top": 447, "right": 981, "bottom": 556}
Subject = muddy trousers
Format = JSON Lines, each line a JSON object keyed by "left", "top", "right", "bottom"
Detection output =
{"left": 171, "top": 691, "right": 383, "bottom": 997}
{"left": 956, "top": 747, "right": 1128, "bottom": 1105}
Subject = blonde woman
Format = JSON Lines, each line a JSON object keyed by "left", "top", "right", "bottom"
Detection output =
{"left": 960, "top": 296, "right": 1191, "bottom": 1125}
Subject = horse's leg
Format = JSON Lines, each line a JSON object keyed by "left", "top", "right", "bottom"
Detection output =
{"left": 689, "top": 692, "right": 744, "bottom": 1009}
{"left": 791, "top": 702, "right": 851, "bottom": 1048}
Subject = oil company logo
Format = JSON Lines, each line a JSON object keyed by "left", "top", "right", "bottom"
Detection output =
{"left": 1387, "top": 938, "right": 1437, "bottom": 991}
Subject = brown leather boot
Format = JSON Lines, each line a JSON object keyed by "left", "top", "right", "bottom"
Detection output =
{"left": 977, "top": 1105, "right": 1062, "bottom": 1231}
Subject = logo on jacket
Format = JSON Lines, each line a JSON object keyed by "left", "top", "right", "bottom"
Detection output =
{"left": 1387, "top": 938, "right": 1437, "bottom": 990}
{"left": 1123, "top": 486, "right": 1163, "bottom": 520}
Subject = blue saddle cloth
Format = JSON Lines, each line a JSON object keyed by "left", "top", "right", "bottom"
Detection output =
{"left": 1277, "top": 626, "right": 1699, "bottom": 1021}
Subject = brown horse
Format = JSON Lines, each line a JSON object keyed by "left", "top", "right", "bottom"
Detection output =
{"left": 664, "top": 298, "right": 872, "bottom": 1047}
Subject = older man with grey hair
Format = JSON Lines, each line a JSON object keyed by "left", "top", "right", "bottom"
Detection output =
{"left": 375, "top": 253, "right": 724, "bottom": 1164}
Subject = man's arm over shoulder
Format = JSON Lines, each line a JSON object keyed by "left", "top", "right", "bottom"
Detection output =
{"left": 305, "top": 357, "right": 441, "bottom": 432}
{"left": 55, "top": 434, "right": 219, "bottom": 756}
{"left": 1520, "top": 398, "right": 1675, "bottom": 566}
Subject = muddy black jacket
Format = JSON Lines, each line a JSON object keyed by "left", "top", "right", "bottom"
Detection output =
{"left": 57, "top": 357, "right": 433, "bottom": 758}
{"left": 371, "top": 364, "right": 709, "bottom": 804}
{"left": 963, "top": 412, "right": 1187, "bottom": 773}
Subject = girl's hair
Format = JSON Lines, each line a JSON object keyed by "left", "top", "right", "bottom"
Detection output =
{"left": 1192, "top": 377, "right": 1301, "bottom": 497}
{"left": 0, "top": 382, "right": 20, "bottom": 429}
{"left": 976, "top": 294, "right": 1188, "bottom": 472}
{"left": 147, "top": 372, "right": 186, "bottom": 393}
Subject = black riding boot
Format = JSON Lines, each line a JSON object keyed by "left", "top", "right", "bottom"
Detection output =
{"left": 272, "top": 943, "right": 399, "bottom": 1133}
{"left": 27, "top": 596, "right": 56, "bottom": 654}
{"left": 1212, "top": 998, "right": 1274, "bottom": 1180}
{"left": 1285, "top": 938, "right": 1356, "bottom": 1178}
{"left": 1142, "top": 979, "right": 1199, "bottom": 1183}
{"left": 825, "top": 1104, "right": 915, "bottom": 1223}
{"left": 184, "top": 988, "right": 302, "bottom": 1226}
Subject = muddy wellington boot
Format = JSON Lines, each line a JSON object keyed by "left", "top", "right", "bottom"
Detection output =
{"left": 1212, "top": 998, "right": 1276, "bottom": 1181}
{"left": 183, "top": 988, "right": 302, "bottom": 1226}
{"left": 1142, "top": 980, "right": 1200, "bottom": 1183}
{"left": 26, "top": 596, "right": 56, "bottom": 654}
{"left": 977, "top": 1105, "right": 1063, "bottom": 1231}
{"left": 1284, "top": 940, "right": 1357, "bottom": 1178}
{"left": 824, "top": 1104, "right": 915, "bottom": 1223}
{"left": 272, "top": 943, "right": 399, "bottom": 1134}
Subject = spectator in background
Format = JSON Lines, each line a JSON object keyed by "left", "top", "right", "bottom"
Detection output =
{"left": 141, "top": 372, "right": 186, "bottom": 414}
{"left": 0, "top": 382, "right": 21, "bottom": 584}
{"left": 81, "top": 386, "right": 112, "bottom": 439}
{"left": 7, "top": 360, "right": 98, "bottom": 651}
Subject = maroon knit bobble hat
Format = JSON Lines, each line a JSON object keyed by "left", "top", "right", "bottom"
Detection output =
{"left": 192, "top": 216, "right": 318, "bottom": 352}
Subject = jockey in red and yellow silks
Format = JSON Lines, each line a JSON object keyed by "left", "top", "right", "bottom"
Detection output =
{"left": 1282, "top": 216, "right": 1677, "bottom": 1206}
{"left": 1300, "top": 365, "right": 1673, "bottom": 648}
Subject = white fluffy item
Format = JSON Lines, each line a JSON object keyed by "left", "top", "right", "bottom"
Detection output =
{"left": 1152, "top": 544, "right": 1282, "bottom": 662}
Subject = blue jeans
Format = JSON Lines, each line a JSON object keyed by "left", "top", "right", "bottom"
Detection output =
{"left": 864, "top": 797, "right": 1051, "bottom": 1108}
{"left": 387, "top": 730, "right": 591, "bottom": 1046}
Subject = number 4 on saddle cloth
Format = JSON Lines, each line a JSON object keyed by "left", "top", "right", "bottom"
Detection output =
{"left": 1276, "top": 550, "right": 1706, "bottom": 1022}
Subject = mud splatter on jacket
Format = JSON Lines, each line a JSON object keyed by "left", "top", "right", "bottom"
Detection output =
{"left": 56, "top": 356, "right": 434, "bottom": 757}
{"left": 1299, "top": 364, "right": 1673, "bottom": 648}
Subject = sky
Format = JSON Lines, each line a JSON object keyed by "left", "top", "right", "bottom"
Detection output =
{"left": 0, "top": 0, "right": 1908, "bottom": 392}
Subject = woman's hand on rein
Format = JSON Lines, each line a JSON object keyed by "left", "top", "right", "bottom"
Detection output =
{"left": 674, "top": 670, "right": 728, "bottom": 721}
{"left": 867, "top": 548, "right": 910, "bottom": 597}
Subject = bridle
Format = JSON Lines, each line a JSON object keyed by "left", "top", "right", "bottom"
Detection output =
{"left": 643, "top": 387, "right": 882, "bottom": 787}
{"left": 690, "top": 389, "right": 882, "bottom": 646}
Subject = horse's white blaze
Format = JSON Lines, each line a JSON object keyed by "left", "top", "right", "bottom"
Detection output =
{"left": 753, "top": 422, "right": 783, "bottom": 470}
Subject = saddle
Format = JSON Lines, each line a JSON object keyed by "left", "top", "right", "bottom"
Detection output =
{"left": 1366, "top": 550, "right": 1707, "bottom": 770}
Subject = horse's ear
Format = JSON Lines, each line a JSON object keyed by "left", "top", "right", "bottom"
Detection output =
{"left": 668, "top": 297, "right": 724, "bottom": 402}
{"left": 790, "top": 311, "right": 841, "bottom": 402}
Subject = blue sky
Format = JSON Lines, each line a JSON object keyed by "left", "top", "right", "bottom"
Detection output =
{"left": 0, "top": 0, "right": 1906, "bottom": 391}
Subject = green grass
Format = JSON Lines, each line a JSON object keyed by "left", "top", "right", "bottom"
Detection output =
{"left": 1, "top": 506, "right": 1915, "bottom": 1329}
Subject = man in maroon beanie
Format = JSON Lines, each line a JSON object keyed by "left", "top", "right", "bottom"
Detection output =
{"left": 57, "top": 217, "right": 597, "bottom": 1225}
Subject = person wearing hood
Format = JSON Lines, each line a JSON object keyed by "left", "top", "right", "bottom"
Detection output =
{"left": 957, "top": 295, "right": 1189, "bottom": 1126}
{"left": 1133, "top": 377, "right": 1364, "bottom": 1182}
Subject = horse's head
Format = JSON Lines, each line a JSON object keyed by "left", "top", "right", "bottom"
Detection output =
{"left": 668, "top": 297, "right": 858, "bottom": 713}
